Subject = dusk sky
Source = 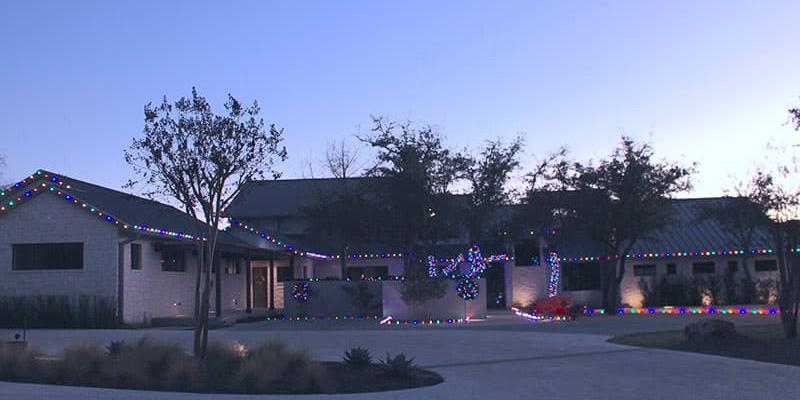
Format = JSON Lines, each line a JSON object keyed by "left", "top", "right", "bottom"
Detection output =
{"left": 2, "top": 1, "right": 799, "bottom": 197}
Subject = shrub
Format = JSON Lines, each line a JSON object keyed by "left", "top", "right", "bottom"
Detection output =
{"left": 232, "top": 341, "right": 326, "bottom": 394}
{"left": 163, "top": 357, "right": 202, "bottom": 393}
{"left": 379, "top": 353, "right": 416, "bottom": 378}
{"left": 343, "top": 347, "right": 373, "bottom": 368}
{"left": 57, "top": 344, "right": 106, "bottom": 385}
{"left": 108, "top": 338, "right": 186, "bottom": 389}
{"left": 202, "top": 340, "right": 246, "bottom": 390}
{"left": 0, "top": 343, "right": 41, "bottom": 382}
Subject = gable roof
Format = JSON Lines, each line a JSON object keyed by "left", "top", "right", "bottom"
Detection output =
{"left": 550, "top": 197, "right": 774, "bottom": 261}
{"left": 224, "top": 176, "right": 383, "bottom": 218}
{"left": 1, "top": 170, "right": 256, "bottom": 248}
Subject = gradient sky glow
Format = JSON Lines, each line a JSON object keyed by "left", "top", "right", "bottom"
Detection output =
{"left": 1, "top": 1, "right": 799, "bottom": 197}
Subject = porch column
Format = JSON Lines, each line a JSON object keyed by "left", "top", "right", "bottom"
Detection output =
{"left": 245, "top": 256, "right": 252, "bottom": 313}
{"left": 268, "top": 252, "right": 275, "bottom": 310}
{"left": 215, "top": 251, "right": 222, "bottom": 319}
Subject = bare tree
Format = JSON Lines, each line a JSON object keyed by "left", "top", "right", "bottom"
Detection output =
{"left": 326, "top": 138, "right": 361, "bottom": 179}
{"left": 125, "top": 88, "right": 287, "bottom": 357}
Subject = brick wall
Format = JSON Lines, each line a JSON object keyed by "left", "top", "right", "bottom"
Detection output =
{"left": 0, "top": 193, "right": 119, "bottom": 302}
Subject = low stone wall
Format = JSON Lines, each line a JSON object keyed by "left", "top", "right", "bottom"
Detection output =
{"left": 283, "top": 280, "right": 383, "bottom": 318}
{"left": 282, "top": 279, "right": 488, "bottom": 320}
{"left": 382, "top": 279, "right": 487, "bottom": 320}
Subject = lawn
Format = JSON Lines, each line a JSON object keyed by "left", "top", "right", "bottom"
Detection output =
{"left": 609, "top": 323, "right": 800, "bottom": 367}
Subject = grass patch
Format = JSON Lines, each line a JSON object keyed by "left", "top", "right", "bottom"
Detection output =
{"left": 0, "top": 339, "right": 442, "bottom": 394}
{"left": 609, "top": 323, "right": 800, "bottom": 367}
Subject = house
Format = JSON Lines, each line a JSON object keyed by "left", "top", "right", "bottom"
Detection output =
{"left": 0, "top": 170, "right": 263, "bottom": 326}
{"left": 1, "top": 171, "right": 782, "bottom": 328}
{"left": 226, "top": 178, "right": 782, "bottom": 310}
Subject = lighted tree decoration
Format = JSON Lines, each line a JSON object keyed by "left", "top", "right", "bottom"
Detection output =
{"left": 292, "top": 282, "right": 311, "bottom": 302}
{"left": 456, "top": 278, "right": 480, "bottom": 301}
{"left": 546, "top": 251, "right": 561, "bottom": 298}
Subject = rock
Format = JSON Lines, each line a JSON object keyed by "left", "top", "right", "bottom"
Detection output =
{"left": 684, "top": 319, "right": 737, "bottom": 341}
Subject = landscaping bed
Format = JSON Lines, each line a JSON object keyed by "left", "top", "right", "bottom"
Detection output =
{"left": 608, "top": 323, "right": 800, "bottom": 367}
{"left": 0, "top": 338, "right": 442, "bottom": 394}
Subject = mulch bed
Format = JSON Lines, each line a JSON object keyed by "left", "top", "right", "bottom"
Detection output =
{"left": 320, "top": 362, "right": 443, "bottom": 394}
{"left": 608, "top": 324, "right": 800, "bottom": 367}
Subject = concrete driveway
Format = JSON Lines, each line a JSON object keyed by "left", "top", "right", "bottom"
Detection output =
{"left": 1, "top": 312, "right": 798, "bottom": 400}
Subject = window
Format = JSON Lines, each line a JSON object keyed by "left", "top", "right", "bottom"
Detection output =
{"left": 12, "top": 243, "right": 83, "bottom": 270}
{"left": 347, "top": 266, "right": 389, "bottom": 280}
{"left": 159, "top": 247, "right": 186, "bottom": 272}
{"left": 276, "top": 266, "right": 294, "bottom": 282}
{"left": 224, "top": 257, "right": 240, "bottom": 275}
{"left": 727, "top": 260, "right": 738, "bottom": 273}
{"left": 754, "top": 259, "right": 778, "bottom": 272}
{"left": 562, "top": 262, "right": 601, "bottom": 291}
{"left": 633, "top": 264, "right": 656, "bottom": 277}
{"left": 692, "top": 262, "right": 715, "bottom": 274}
{"left": 666, "top": 263, "right": 677, "bottom": 275}
{"left": 514, "top": 241, "right": 539, "bottom": 267}
{"left": 130, "top": 243, "right": 142, "bottom": 270}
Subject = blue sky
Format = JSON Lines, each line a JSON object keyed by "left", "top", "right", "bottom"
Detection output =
{"left": 1, "top": 1, "right": 799, "bottom": 196}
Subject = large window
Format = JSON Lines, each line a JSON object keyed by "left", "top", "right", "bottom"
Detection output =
{"left": 276, "top": 266, "right": 293, "bottom": 282}
{"left": 159, "top": 247, "right": 186, "bottom": 272}
{"left": 562, "top": 262, "right": 601, "bottom": 291}
{"left": 12, "top": 243, "right": 84, "bottom": 270}
{"left": 666, "top": 263, "right": 677, "bottom": 275}
{"left": 347, "top": 266, "right": 389, "bottom": 280}
{"left": 754, "top": 259, "right": 778, "bottom": 272}
{"left": 727, "top": 260, "right": 738, "bottom": 273}
{"left": 130, "top": 243, "right": 142, "bottom": 270}
{"left": 224, "top": 257, "right": 240, "bottom": 275}
{"left": 514, "top": 241, "right": 539, "bottom": 267}
{"left": 692, "top": 262, "right": 715, "bottom": 274}
{"left": 633, "top": 264, "right": 656, "bottom": 277}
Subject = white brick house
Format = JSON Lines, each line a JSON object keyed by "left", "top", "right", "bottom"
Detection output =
{"left": 0, "top": 170, "right": 259, "bottom": 325}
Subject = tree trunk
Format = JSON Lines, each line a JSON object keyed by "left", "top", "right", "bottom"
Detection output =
{"left": 340, "top": 248, "right": 348, "bottom": 280}
{"left": 192, "top": 242, "right": 204, "bottom": 357}
{"left": 215, "top": 251, "right": 222, "bottom": 319}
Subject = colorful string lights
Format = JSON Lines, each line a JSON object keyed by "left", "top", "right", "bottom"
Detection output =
{"left": 582, "top": 306, "right": 780, "bottom": 316}
{"left": 546, "top": 251, "right": 561, "bottom": 297}
{"left": 291, "top": 282, "right": 311, "bottom": 302}
{"left": 379, "top": 316, "right": 470, "bottom": 326}
{"left": 1, "top": 170, "right": 203, "bottom": 241}
{"left": 456, "top": 278, "right": 480, "bottom": 301}
{"left": 511, "top": 307, "right": 572, "bottom": 322}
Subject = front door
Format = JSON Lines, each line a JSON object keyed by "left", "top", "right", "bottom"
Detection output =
{"left": 485, "top": 261, "right": 506, "bottom": 308}
{"left": 252, "top": 267, "right": 268, "bottom": 308}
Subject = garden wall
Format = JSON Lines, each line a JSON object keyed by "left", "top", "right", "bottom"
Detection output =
{"left": 283, "top": 280, "right": 383, "bottom": 317}
{"left": 382, "top": 279, "right": 487, "bottom": 320}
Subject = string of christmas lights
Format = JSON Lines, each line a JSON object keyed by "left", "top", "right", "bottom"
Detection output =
{"left": 583, "top": 306, "right": 780, "bottom": 316}
{"left": 546, "top": 251, "right": 561, "bottom": 297}
{"left": 291, "top": 282, "right": 311, "bottom": 302}
{"left": 264, "top": 315, "right": 381, "bottom": 322}
{"left": 379, "top": 316, "right": 470, "bottom": 325}
{"left": 511, "top": 307, "right": 572, "bottom": 322}
{"left": 1, "top": 171, "right": 203, "bottom": 241}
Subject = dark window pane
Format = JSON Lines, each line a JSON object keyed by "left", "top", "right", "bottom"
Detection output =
{"left": 562, "top": 262, "right": 601, "bottom": 291}
{"left": 347, "top": 266, "right": 389, "bottom": 280}
{"left": 727, "top": 260, "right": 738, "bottom": 273}
{"left": 224, "top": 257, "right": 239, "bottom": 275}
{"left": 633, "top": 264, "right": 656, "bottom": 277}
{"left": 276, "top": 266, "right": 294, "bottom": 282}
{"left": 160, "top": 247, "right": 186, "bottom": 272}
{"left": 666, "top": 263, "right": 677, "bottom": 274}
{"left": 130, "top": 243, "right": 142, "bottom": 270}
{"left": 754, "top": 259, "right": 778, "bottom": 272}
{"left": 692, "top": 262, "right": 715, "bottom": 274}
{"left": 514, "top": 241, "right": 539, "bottom": 266}
{"left": 12, "top": 243, "right": 83, "bottom": 270}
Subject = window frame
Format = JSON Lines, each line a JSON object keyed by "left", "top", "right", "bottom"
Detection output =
{"left": 159, "top": 246, "right": 186, "bottom": 272}
{"left": 633, "top": 264, "right": 657, "bottom": 277}
{"left": 692, "top": 261, "right": 715, "bottom": 275}
{"left": 754, "top": 259, "right": 778, "bottom": 272}
{"left": 130, "top": 243, "right": 142, "bottom": 270}
{"left": 12, "top": 242, "right": 84, "bottom": 271}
